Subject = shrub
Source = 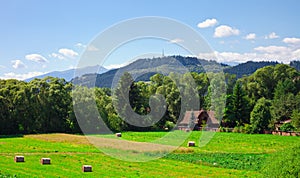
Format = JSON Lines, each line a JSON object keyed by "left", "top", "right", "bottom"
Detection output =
{"left": 280, "top": 123, "right": 295, "bottom": 132}
{"left": 291, "top": 110, "right": 300, "bottom": 130}
{"left": 232, "top": 126, "right": 240, "bottom": 133}
{"left": 262, "top": 144, "right": 300, "bottom": 178}
{"left": 218, "top": 126, "right": 225, "bottom": 132}
{"left": 224, "top": 127, "right": 232, "bottom": 132}
{"left": 241, "top": 124, "right": 252, "bottom": 134}
{"left": 164, "top": 121, "right": 175, "bottom": 130}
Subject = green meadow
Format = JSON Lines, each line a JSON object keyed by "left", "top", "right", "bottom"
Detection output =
{"left": 0, "top": 131, "right": 299, "bottom": 177}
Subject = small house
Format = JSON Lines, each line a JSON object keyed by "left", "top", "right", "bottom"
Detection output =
{"left": 178, "top": 109, "right": 219, "bottom": 131}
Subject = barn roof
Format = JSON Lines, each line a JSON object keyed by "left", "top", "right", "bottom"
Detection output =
{"left": 179, "top": 110, "right": 219, "bottom": 125}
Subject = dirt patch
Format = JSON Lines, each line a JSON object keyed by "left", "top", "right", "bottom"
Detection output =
{"left": 25, "top": 134, "right": 91, "bottom": 145}
{"left": 87, "top": 136, "right": 176, "bottom": 153}
{"left": 25, "top": 134, "right": 177, "bottom": 153}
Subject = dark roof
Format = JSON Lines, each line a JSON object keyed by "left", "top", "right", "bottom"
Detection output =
{"left": 275, "top": 119, "right": 292, "bottom": 124}
{"left": 179, "top": 110, "right": 219, "bottom": 125}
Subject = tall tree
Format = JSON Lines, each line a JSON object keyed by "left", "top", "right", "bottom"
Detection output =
{"left": 233, "top": 82, "right": 250, "bottom": 126}
{"left": 250, "top": 97, "right": 272, "bottom": 133}
{"left": 271, "top": 79, "right": 297, "bottom": 123}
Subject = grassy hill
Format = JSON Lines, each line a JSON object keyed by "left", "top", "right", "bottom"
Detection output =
{"left": 1, "top": 132, "right": 299, "bottom": 177}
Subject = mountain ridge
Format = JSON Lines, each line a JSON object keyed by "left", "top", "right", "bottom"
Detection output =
{"left": 25, "top": 65, "right": 108, "bottom": 82}
{"left": 26, "top": 56, "right": 299, "bottom": 87}
{"left": 72, "top": 56, "right": 286, "bottom": 88}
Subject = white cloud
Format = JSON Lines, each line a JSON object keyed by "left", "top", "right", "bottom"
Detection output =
{"left": 265, "top": 32, "right": 279, "bottom": 39}
{"left": 197, "top": 18, "right": 218, "bottom": 28}
{"left": 0, "top": 65, "right": 6, "bottom": 69}
{"left": 87, "top": 45, "right": 99, "bottom": 51}
{"left": 50, "top": 53, "right": 65, "bottom": 60}
{"left": 283, "top": 37, "right": 300, "bottom": 45}
{"left": 292, "top": 49, "right": 300, "bottom": 58}
{"left": 51, "top": 48, "right": 79, "bottom": 60}
{"left": 0, "top": 71, "right": 45, "bottom": 80}
{"left": 75, "top": 43, "right": 86, "bottom": 48}
{"left": 198, "top": 45, "right": 300, "bottom": 64}
{"left": 58, "top": 48, "right": 78, "bottom": 58}
{"left": 214, "top": 25, "right": 240, "bottom": 38}
{"left": 254, "top": 45, "right": 291, "bottom": 54}
{"left": 12, "top": 60, "right": 26, "bottom": 69}
{"left": 169, "top": 38, "right": 184, "bottom": 44}
{"left": 104, "top": 63, "right": 128, "bottom": 70}
{"left": 244, "top": 33, "right": 256, "bottom": 40}
{"left": 26, "top": 54, "right": 48, "bottom": 63}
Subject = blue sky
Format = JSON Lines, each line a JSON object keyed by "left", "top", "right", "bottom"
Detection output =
{"left": 0, "top": 0, "right": 300, "bottom": 80}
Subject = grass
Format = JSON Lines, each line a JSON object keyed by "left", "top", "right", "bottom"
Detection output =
{"left": 120, "top": 131, "right": 300, "bottom": 153}
{"left": 165, "top": 153, "right": 268, "bottom": 171}
{"left": 0, "top": 131, "right": 299, "bottom": 177}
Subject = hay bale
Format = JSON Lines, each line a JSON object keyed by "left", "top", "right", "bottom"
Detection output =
{"left": 82, "top": 165, "right": 92, "bottom": 172}
{"left": 116, "top": 133, "right": 122, "bottom": 137}
{"left": 14, "top": 156, "right": 24, "bottom": 162}
{"left": 40, "top": 158, "right": 51, "bottom": 165}
{"left": 187, "top": 141, "right": 195, "bottom": 147}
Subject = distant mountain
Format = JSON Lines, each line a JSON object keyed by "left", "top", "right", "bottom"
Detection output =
{"left": 25, "top": 65, "right": 108, "bottom": 82}
{"left": 72, "top": 56, "right": 295, "bottom": 89}
{"left": 290, "top": 60, "right": 300, "bottom": 71}
{"left": 72, "top": 56, "right": 228, "bottom": 88}
{"left": 224, "top": 61, "right": 279, "bottom": 78}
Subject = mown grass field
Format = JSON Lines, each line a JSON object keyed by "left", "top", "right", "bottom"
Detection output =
{"left": 0, "top": 131, "right": 299, "bottom": 177}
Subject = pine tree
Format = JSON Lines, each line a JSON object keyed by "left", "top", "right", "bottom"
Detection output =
{"left": 224, "top": 82, "right": 250, "bottom": 127}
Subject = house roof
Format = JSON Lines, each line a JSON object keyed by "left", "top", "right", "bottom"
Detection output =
{"left": 275, "top": 119, "right": 292, "bottom": 124}
{"left": 179, "top": 110, "right": 219, "bottom": 125}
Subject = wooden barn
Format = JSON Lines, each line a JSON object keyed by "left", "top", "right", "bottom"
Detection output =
{"left": 178, "top": 110, "right": 219, "bottom": 131}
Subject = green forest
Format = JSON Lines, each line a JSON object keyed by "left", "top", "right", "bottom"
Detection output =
{"left": 0, "top": 63, "right": 300, "bottom": 135}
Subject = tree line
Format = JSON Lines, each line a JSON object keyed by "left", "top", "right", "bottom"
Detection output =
{"left": 0, "top": 63, "right": 300, "bottom": 135}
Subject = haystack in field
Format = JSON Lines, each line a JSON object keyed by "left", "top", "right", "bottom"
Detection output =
{"left": 82, "top": 165, "right": 92, "bottom": 172}
{"left": 40, "top": 158, "right": 51, "bottom": 165}
{"left": 14, "top": 156, "right": 24, "bottom": 162}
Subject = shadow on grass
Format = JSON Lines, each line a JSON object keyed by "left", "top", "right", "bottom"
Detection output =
{"left": 0, "top": 134, "right": 24, "bottom": 139}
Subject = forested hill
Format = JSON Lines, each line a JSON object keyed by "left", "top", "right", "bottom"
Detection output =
{"left": 72, "top": 56, "right": 299, "bottom": 88}
{"left": 290, "top": 60, "right": 300, "bottom": 71}
{"left": 223, "top": 61, "right": 279, "bottom": 78}
{"left": 72, "top": 56, "right": 227, "bottom": 88}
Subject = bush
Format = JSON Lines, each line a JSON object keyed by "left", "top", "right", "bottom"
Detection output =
{"left": 262, "top": 144, "right": 300, "bottom": 178}
{"left": 164, "top": 121, "right": 175, "bottom": 130}
{"left": 291, "top": 110, "right": 300, "bottom": 130}
{"left": 241, "top": 124, "right": 252, "bottom": 134}
{"left": 280, "top": 123, "right": 295, "bottom": 132}
{"left": 224, "top": 127, "right": 232, "bottom": 132}
{"left": 218, "top": 126, "right": 225, "bottom": 132}
{"left": 232, "top": 126, "right": 241, "bottom": 133}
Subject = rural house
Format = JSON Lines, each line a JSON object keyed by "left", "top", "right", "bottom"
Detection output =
{"left": 178, "top": 110, "right": 219, "bottom": 131}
